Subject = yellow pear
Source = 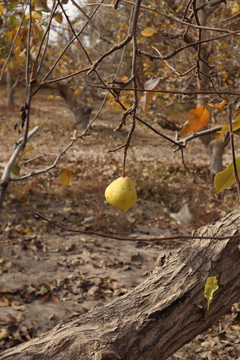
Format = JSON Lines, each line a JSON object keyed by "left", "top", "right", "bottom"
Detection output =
{"left": 105, "top": 176, "right": 137, "bottom": 210}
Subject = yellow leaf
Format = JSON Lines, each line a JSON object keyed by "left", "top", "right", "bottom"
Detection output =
{"left": 214, "top": 157, "right": 240, "bottom": 194}
{"left": 234, "top": 111, "right": 240, "bottom": 122}
{"left": 74, "top": 88, "right": 81, "bottom": 95}
{"left": 33, "top": 24, "right": 43, "bottom": 40}
{"left": 219, "top": 115, "right": 240, "bottom": 134}
{"left": 212, "top": 132, "right": 222, "bottom": 140}
{"left": 23, "top": 228, "right": 32, "bottom": 234}
{"left": 0, "top": 4, "right": 4, "bottom": 15}
{"left": 204, "top": 277, "right": 219, "bottom": 312}
{"left": 6, "top": 31, "right": 13, "bottom": 42}
{"left": 230, "top": 325, "right": 240, "bottom": 332}
{"left": 54, "top": 12, "right": 63, "bottom": 24}
{"left": 20, "top": 145, "right": 34, "bottom": 157}
{"left": 141, "top": 27, "right": 158, "bottom": 37}
{"left": 178, "top": 106, "right": 210, "bottom": 138}
{"left": 232, "top": 2, "right": 240, "bottom": 16}
{"left": 34, "top": 0, "right": 50, "bottom": 12}
{"left": 26, "top": 11, "right": 43, "bottom": 23}
{"left": 59, "top": 169, "right": 75, "bottom": 186}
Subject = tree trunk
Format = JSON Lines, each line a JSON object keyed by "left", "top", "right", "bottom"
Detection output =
{"left": 208, "top": 136, "right": 229, "bottom": 182}
{"left": 0, "top": 210, "right": 240, "bottom": 360}
{"left": 56, "top": 83, "right": 92, "bottom": 129}
{"left": 196, "top": 1, "right": 229, "bottom": 180}
{"left": 6, "top": 69, "right": 14, "bottom": 108}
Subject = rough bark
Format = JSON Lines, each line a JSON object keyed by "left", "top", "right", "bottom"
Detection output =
{"left": 0, "top": 210, "right": 240, "bottom": 360}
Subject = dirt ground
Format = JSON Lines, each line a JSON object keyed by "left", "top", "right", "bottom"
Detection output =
{"left": 0, "top": 88, "right": 239, "bottom": 359}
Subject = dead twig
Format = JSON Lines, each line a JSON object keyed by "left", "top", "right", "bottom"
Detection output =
{"left": 228, "top": 104, "right": 240, "bottom": 198}
{"left": 0, "top": 126, "right": 40, "bottom": 206}
{"left": 35, "top": 211, "right": 240, "bottom": 242}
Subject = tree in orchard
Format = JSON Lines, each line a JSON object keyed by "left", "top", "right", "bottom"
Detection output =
{"left": 0, "top": 0, "right": 240, "bottom": 359}
{"left": 0, "top": 1, "right": 29, "bottom": 107}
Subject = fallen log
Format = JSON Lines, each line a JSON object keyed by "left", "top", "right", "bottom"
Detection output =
{"left": 0, "top": 210, "right": 240, "bottom": 360}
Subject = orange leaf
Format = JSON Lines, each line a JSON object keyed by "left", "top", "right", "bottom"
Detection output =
{"left": 214, "top": 99, "right": 229, "bottom": 112}
{"left": 178, "top": 106, "right": 210, "bottom": 138}
{"left": 177, "top": 121, "right": 192, "bottom": 138}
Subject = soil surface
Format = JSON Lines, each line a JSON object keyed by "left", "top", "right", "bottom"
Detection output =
{"left": 0, "top": 88, "right": 239, "bottom": 359}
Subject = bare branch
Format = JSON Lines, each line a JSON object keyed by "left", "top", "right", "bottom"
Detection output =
{"left": 92, "top": 0, "right": 236, "bottom": 33}
{"left": 174, "top": 125, "right": 224, "bottom": 150}
{"left": 87, "top": 34, "right": 132, "bottom": 75}
{"left": 43, "top": 67, "right": 90, "bottom": 85}
{"left": 0, "top": 4, "right": 26, "bottom": 83}
{"left": 32, "top": 0, "right": 106, "bottom": 97}
{"left": 36, "top": 1, "right": 59, "bottom": 75}
{"left": 35, "top": 211, "right": 240, "bottom": 242}
{"left": 93, "top": 85, "right": 240, "bottom": 96}
{"left": 228, "top": 104, "right": 240, "bottom": 198}
{"left": 70, "top": 0, "right": 112, "bottom": 43}
{"left": 0, "top": 126, "right": 40, "bottom": 206}
{"left": 138, "top": 30, "right": 240, "bottom": 61}
{"left": 122, "top": 0, "right": 141, "bottom": 177}
{"left": 9, "top": 136, "right": 78, "bottom": 182}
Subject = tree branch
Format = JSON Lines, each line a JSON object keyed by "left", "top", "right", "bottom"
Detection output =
{"left": 1, "top": 210, "right": 240, "bottom": 360}
{"left": 0, "top": 126, "right": 39, "bottom": 206}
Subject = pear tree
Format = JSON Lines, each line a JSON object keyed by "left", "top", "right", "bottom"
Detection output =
{"left": 0, "top": 1, "right": 240, "bottom": 359}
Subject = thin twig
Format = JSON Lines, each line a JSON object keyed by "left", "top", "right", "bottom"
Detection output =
{"left": 90, "top": 0, "right": 237, "bottom": 33}
{"left": 182, "top": 0, "right": 193, "bottom": 20}
{"left": 25, "top": 0, "right": 32, "bottom": 91}
{"left": 43, "top": 67, "right": 90, "bottom": 85}
{"left": 107, "top": 144, "right": 126, "bottom": 153}
{"left": 93, "top": 85, "right": 240, "bottom": 96}
{"left": 21, "top": 153, "right": 58, "bottom": 165}
{"left": 138, "top": 30, "right": 240, "bottom": 62}
{"left": 77, "top": 92, "right": 109, "bottom": 138}
{"left": 180, "top": 148, "right": 191, "bottom": 173}
{"left": 32, "top": 0, "right": 105, "bottom": 97}
{"left": 122, "top": 0, "right": 141, "bottom": 177}
{"left": 70, "top": 0, "right": 112, "bottom": 43}
{"left": 87, "top": 34, "right": 132, "bottom": 75}
{"left": 10, "top": 136, "right": 78, "bottom": 181}
{"left": 228, "top": 104, "right": 240, "bottom": 198}
{"left": 35, "top": 211, "right": 240, "bottom": 242}
{"left": 152, "top": 46, "right": 197, "bottom": 76}
{"left": 0, "top": 4, "right": 26, "bottom": 83}
{"left": 36, "top": 1, "right": 59, "bottom": 75}
{"left": 79, "top": 45, "right": 127, "bottom": 140}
